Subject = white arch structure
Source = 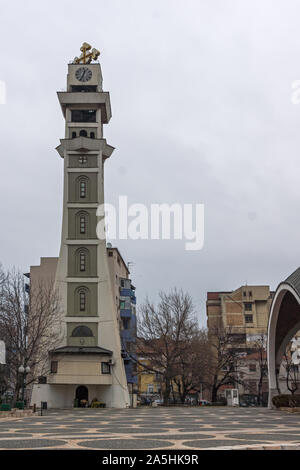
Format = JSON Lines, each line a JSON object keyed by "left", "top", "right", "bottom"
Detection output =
{"left": 267, "top": 268, "right": 300, "bottom": 407}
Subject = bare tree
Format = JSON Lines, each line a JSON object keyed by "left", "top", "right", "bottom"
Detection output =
{"left": 173, "top": 328, "right": 209, "bottom": 404}
{"left": 207, "top": 327, "right": 245, "bottom": 402}
{"left": 283, "top": 340, "right": 299, "bottom": 396}
{"left": 137, "top": 289, "right": 199, "bottom": 404}
{"left": 0, "top": 268, "right": 62, "bottom": 403}
{"left": 251, "top": 334, "right": 268, "bottom": 405}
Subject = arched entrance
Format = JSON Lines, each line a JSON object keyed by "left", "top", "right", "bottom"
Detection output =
{"left": 75, "top": 385, "right": 89, "bottom": 407}
{"left": 268, "top": 267, "right": 300, "bottom": 407}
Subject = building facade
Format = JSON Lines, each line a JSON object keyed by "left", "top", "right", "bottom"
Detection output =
{"left": 30, "top": 47, "right": 130, "bottom": 408}
{"left": 207, "top": 285, "right": 273, "bottom": 342}
{"left": 107, "top": 247, "right": 138, "bottom": 404}
{"left": 207, "top": 285, "right": 273, "bottom": 402}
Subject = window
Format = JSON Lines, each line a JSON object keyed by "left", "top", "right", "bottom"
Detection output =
{"left": 147, "top": 385, "right": 154, "bottom": 394}
{"left": 108, "top": 251, "right": 113, "bottom": 257}
{"left": 38, "top": 376, "right": 47, "bottom": 384}
{"left": 244, "top": 302, "right": 253, "bottom": 311}
{"left": 79, "top": 178, "right": 87, "bottom": 198}
{"left": 122, "top": 318, "right": 130, "bottom": 330}
{"left": 249, "top": 363, "right": 256, "bottom": 372}
{"left": 80, "top": 215, "right": 86, "bottom": 234}
{"left": 101, "top": 362, "right": 111, "bottom": 374}
{"left": 248, "top": 381, "right": 257, "bottom": 394}
{"left": 78, "top": 156, "right": 87, "bottom": 165}
{"left": 71, "top": 325, "right": 93, "bottom": 337}
{"left": 79, "top": 290, "right": 86, "bottom": 311}
{"left": 228, "top": 333, "right": 246, "bottom": 344}
{"left": 243, "top": 291, "right": 246, "bottom": 297}
{"left": 249, "top": 291, "right": 252, "bottom": 297}
{"left": 76, "top": 286, "right": 89, "bottom": 314}
{"left": 51, "top": 361, "right": 58, "bottom": 374}
{"left": 76, "top": 211, "right": 89, "bottom": 238}
{"left": 71, "top": 131, "right": 76, "bottom": 139}
{"left": 90, "top": 132, "right": 95, "bottom": 139}
{"left": 245, "top": 314, "right": 253, "bottom": 323}
{"left": 71, "top": 110, "right": 96, "bottom": 122}
{"left": 71, "top": 85, "right": 97, "bottom": 92}
{"left": 80, "top": 251, "right": 86, "bottom": 271}
{"left": 79, "top": 130, "right": 87, "bottom": 137}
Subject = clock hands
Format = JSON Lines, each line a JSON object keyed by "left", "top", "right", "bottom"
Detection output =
{"left": 80, "top": 69, "right": 86, "bottom": 81}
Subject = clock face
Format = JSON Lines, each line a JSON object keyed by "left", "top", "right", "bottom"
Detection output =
{"left": 75, "top": 67, "right": 92, "bottom": 82}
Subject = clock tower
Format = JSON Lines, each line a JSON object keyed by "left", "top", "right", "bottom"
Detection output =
{"left": 32, "top": 44, "right": 130, "bottom": 408}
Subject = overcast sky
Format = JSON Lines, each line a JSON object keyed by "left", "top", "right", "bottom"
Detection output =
{"left": 1, "top": 0, "right": 300, "bottom": 325}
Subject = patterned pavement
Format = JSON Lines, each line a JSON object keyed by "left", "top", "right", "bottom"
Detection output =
{"left": 0, "top": 407, "right": 300, "bottom": 450}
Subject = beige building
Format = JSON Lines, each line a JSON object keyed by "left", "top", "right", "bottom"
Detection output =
{"left": 29, "top": 244, "right": 135, "bottom": 408}
{"left": 207, "top": 285, "right": 274, "bottom": 342}
{"left": 207, "top": 285, "right": 274, "bottom": 403}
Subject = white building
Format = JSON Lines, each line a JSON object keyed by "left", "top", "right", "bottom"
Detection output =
{"left": 30, "top": 45, "right": 130, "bottom": 409}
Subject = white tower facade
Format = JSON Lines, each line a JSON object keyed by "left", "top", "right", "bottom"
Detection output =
{"left": 31, "top": 47, "right": 129, "bottom": 408}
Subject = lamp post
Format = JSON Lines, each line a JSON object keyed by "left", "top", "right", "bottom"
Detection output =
{"left": 18, "top": 365, "right": 30, "bottom": 405}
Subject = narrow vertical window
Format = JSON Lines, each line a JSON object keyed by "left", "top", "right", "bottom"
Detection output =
{"left": 79, "top": 290, "right": 86, "bottom": 311}
{"left": 80, "top": 252, "right": 86, "bottom": 271}
{"left": 80, "top": 180, "right": 87, "bottom": 198}
{"left": 80, "top": 215, "right": 86, "bottom": 234}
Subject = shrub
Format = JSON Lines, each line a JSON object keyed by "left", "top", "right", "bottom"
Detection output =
{"left": 91, "top": 401, "right": 106, "bottom": 408}
{"left": 272, "top": 394, "right": 300, "bottom": 408}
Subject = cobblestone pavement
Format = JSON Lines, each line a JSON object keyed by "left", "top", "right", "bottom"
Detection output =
{"left": 0, "top": 407, "right": 300, "bottom": 450}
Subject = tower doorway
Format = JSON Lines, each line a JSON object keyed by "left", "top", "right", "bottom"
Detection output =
{"left": 75, "top": 385, "right": 88, "bottom": 407}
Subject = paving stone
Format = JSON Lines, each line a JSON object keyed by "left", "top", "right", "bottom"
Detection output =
{"left": 0, "top": 439, "right": 66, "bottom": 449}
{"left": 226, "top": 433, "right": 300, "bottom": 441}
{"left": 77, "top": 439, "right": 173, "bottom": 449}
{"left": 135, "top": 433, "right": 215, "bottom": 440}
{"left": 183, "top": 439, "right": 266, "bottom": 448}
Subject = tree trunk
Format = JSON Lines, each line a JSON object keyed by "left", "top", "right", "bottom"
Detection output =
{"left": 163, "top": 379, "right": 171, "bottom": 405}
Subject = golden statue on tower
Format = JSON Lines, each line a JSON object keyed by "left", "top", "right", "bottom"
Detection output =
{"left": 73, "top": 43, "right": 100, "bottom": 64}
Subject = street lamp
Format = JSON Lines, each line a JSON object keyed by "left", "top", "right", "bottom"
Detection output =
{"left": 18, "top": 365, "right": 30, "bottom": 404}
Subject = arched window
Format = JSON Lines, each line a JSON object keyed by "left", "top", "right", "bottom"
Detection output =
{"left": 79, "top": 130, "right": 88, "bottom": 137}
{"left": 80, "top": 214, "right": 87, "bottom": 234}
{"left": 79, "top": 290, "right": 86, "bottom": 311}
{"left": 80, "top": 251, "right": 86, "bottom": 271}
{"left": 90, "top": 132, "right": 95, "bottom": 139}
{"left": 76, "top": 247, "right": 89, "bottom": 274}
{"left": 71, "top": 325, "right": 93, "bottom": 337}
{"left": 78, "top": 177, "right": 88, "bottom": 199}
{"left": 71, "top": 131, "right": 76, "bottom": 139}
{"left": 76, "top": 286, "right": 89, "bottom": 313}
{"left": 75, "top": 211, "right": 89, "bottom": 238}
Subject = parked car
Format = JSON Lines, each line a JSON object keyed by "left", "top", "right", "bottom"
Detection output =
{"left": 153, "top": 398, "right": 164, "bottom": 406}
{"left": 198, "top": 399, "right": 211, "bottom": 406}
